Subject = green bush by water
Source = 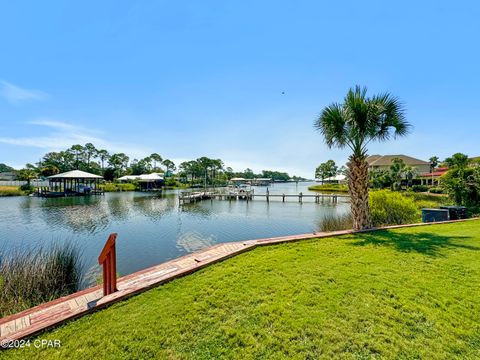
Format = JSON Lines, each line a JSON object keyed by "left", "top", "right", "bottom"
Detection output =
{"left": 0, "top": 242, "right": 83, "bottom": 317}
{"left": 320, "top": 190, "right": 451, "bottom": 231}
{"left": 370, "top": 190, "right": 418, "bottom": 226}
{"left": 100, "top": 182, "right": 138, "bottom": 192}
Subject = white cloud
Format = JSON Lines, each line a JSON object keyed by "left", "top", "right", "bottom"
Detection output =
{"left": 0, "top": 80, "right": 48, "bottom": 103}
{"left": 0, "top": 119, "right": 152, "bottom": 159}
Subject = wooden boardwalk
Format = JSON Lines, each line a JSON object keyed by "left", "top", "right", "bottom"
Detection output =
{"left": 179, "top": 190, "right": 349, "bottom": 204}
{"left": 1, "top": 218, "right": 477, "bottom": 343}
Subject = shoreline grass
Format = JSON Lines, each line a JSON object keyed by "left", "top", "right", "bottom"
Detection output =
{"left": 0, "top": 186, "right": 24, "bottom": 197}
{"left": 308, "top": 183, "right": 349, "bottom": 192}
{"left": 0, "top": 242, "right": 83, "bottom": 318}
{"left": 5, "top": 220, "right": 480, "bottom": 359}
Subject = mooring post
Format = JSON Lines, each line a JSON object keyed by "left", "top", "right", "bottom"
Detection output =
{"left": 282, "top": 193, "right": 285, "bottom": 202}
{"left": 266, "top": 188, "right": 269, "bottom": 203}
{"left": 299, "top": 192, "right": 303, "bottom": 203}
{"left": 98, "top": 233, "right": 118, "bottom": 296}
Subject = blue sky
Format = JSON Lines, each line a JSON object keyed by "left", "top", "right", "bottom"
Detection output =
{"left": 1, "top": 1, "right": 479, "bottom": 177}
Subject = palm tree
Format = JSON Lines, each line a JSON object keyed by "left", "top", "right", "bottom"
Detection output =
{"left": 150, "top": 153, "right": 163, "bottom": 171}
{"left": 69, "top": 144, "right": 84, "bottom": 169}
{"left": 97, "top": 149, "right": 110, "bottom": 171}
{"left": 40, "top": 165, "right": 60, "bottom": 177}
{"left": 162, "top": 159, "right": 176, "bottom": 176}
{"left": 17, "top": 168, "right": 38, "bottom": 188}
{"left": 108, "top": 153, "right": 130, "bottom": 178}
{"left": 314, "top": 86, "right": 410, "bottom": 230}
{"left": 429, "top": 156, "right": 439, "bottom": 171}
{"left": 403, "top": 165, "right": 417, "bottom": 188}
{"left": 84, "top": 143, "right": 97, "bottom": 170}
{"left": 390, "top": 158, "right": 406, "bottom": 191}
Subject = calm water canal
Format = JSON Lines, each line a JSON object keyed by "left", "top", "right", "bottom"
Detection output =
{"left": 0, "top": 182, "right": 350, "bottom": 284}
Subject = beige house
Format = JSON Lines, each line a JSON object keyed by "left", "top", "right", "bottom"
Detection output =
{"left": 366, "top": 155, "right": 431, "bottom": 174}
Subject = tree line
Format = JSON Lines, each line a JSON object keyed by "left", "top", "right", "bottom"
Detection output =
{"left": 5, "top": 143, "right": 305, "bottom": 185}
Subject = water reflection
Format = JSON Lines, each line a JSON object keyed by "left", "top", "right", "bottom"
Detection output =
{"left": 176, "top": 231, "right": 216, "bottom": 252}
{"left": 0, "top": 183, "right": 350, "bottom": 279}
{"left": 179, "top": 203, "right": 214, "bottom": 218}
{"left": 107, "top": 195, "right": 132, "bottom": 221}
{"left": 131, "top": 193, "right": 176, "bottom": 220}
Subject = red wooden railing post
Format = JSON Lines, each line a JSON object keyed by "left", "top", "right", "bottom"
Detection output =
{"left": 98, "top": 233, "right": 118, "bottom": 296}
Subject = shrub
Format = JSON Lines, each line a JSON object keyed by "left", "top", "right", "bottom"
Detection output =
{"left": 319, "top": 213, "right": 353, "bottom": 232}
{"left": 165, "top": 177, "right": 178, "bottom": 187}
{"left": 0, "top": 242, "right": 83, "bottom": 317}
{"left": 101, "top": 182, "right": 137, "bottom": 192}
{"left": 441, "top": 167, "right": 480, "bottom": 206}
{"left": 117, "top": 183, "right": 137, "bottom": 191}
{"left": 369, "top": 190, "right": 418, "bottom": 226}
{"left": 414, "top": 200, "right": 439, "bottom": 210}
{"left": 411, "top": 185, "right": 428, "bottom": 192}
{"left": 19, "top": 183, "right": 35, "bottom": 192}
{"left": 429, "top": 187, "right": 444, "bottom": 194}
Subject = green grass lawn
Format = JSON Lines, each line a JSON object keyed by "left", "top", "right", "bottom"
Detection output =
{"left": 4, "top": 220, "right": 480, "bottom": 359}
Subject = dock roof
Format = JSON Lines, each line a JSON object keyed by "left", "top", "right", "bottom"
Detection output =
{"left": 117, "top": 173, "right": 164, "bottom": 182}
{"left": 48, "top": 170, "right": 103, "bottom": 179}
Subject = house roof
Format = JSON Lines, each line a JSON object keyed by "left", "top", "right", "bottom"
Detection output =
{"left": 366, "top": 154, "right": 382, "bottom": 164}
{"left": 368, "top": 155, "right": 429, "bottom": 167}
{"left": 48, "top": 170, "right": 103, "bottom": 179}
{"left": 137, "top": 173, "right": 164, "bottom": 182}
{"left": 117, "top": 175, "right": 138, "bottom": 181}
{"left": 118, "top": 173, "right": 164, "bottom": 182}
{"left": 419, "top": 167, "right": 449, "bottom": 177}
{"left": 324, "top": 175, "right": 347, "bottom": 181}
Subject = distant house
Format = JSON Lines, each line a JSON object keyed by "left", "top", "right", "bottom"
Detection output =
{"left": 117, "top": 173, "right": 164, "bottom": 191}
{"left": 316, "top": 174, "right": 347, "bottom": 184}
{"left": 326, "top": 174, "right": 347, "bottom": 184}
{"left": 366, "top": 155, "right": 431, "bottom": 174}
{"left": 0, "top": 172, "right": 17, "bottom": 181}
{"left": 418, "top": 167, "right": 448, "bottom": 186}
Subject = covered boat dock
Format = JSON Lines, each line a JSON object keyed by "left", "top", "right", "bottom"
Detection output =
{"left": 38, "top": 170, "right": 104, "bottom": 197}
{"left": 118, "top": 172, "right": 164, "bottom": 191}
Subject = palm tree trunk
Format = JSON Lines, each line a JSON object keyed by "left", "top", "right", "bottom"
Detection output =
{"left": 347, "top": 156, "right": 372, "bottom": 230}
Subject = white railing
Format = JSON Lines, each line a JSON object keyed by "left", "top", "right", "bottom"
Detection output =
{"left": 0, "top": 180, "right": 49, "bottom": 187}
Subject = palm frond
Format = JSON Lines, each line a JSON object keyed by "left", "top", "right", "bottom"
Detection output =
{"left": 314, "top": 103, "right": 349, "bottom": 149}
{"left": 315, "top": 86, "right": 410, "bottom": 157}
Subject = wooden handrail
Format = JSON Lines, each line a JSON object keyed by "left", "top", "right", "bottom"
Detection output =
{"left": 98, "top": 233, "right": 118, "bottom": 296}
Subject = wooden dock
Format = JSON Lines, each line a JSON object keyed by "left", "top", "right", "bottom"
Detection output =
{"left": 36, "top": 187, "right": 105, "bottom": 198}
{"left": 179, "top": 190, "right": 349, "bottom": 204}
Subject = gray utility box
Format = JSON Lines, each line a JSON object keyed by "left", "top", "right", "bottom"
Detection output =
{"left": 440, "top": 206, "right": 468, "bottom": 220}
{"left": 422, "top": 208, "right": 450, "bottom": 223}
